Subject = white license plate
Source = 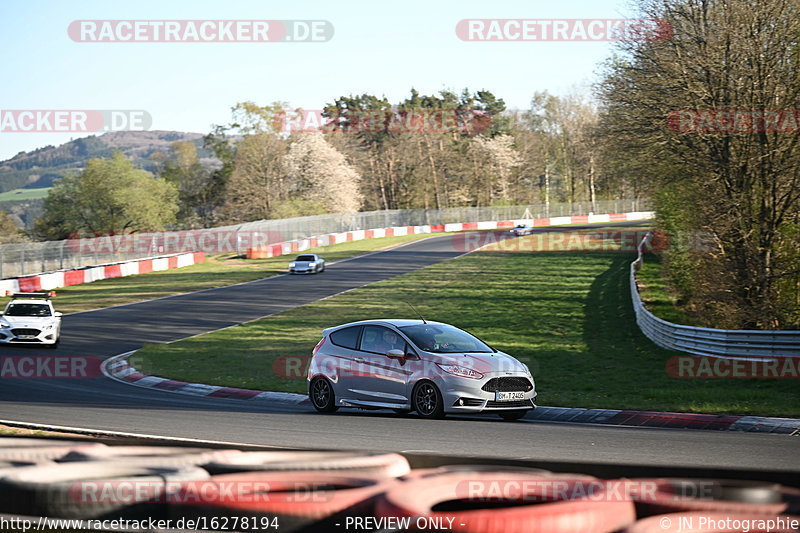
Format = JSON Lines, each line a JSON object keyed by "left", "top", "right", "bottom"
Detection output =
{"left": 17, "top": 335, "right": 36, "bottom": 339}
{"left": 496, "top": 391, "right": 525, "bottom": 401}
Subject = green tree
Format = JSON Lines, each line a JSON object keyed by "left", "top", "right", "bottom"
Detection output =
{"left": 0, "top": 211, "right": 25, "bottom": 243}
{"left": 598, "top": 0, "right": 800, "bottom": 328}
{"left": 33, "top": 152, "right": 178, "bottom": 240}
{"left": 160, "top": 141, "right": 215, "bottom": 227}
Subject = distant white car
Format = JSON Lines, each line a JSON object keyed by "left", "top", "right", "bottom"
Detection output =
{"left": 510, "top": 224, "right": 535, "bottom": 236}
{"left": 289, "top": 254, "right": 326, "bottom": 274}
{"left": 0, "top": 292, "right": 62, "bottom": 348}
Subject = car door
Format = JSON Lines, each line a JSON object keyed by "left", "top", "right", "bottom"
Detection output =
{"left": 350, "top": 325, "right": 411, "bottom": 404}
{"left": 325, "top": 325, "right": 364, "bottom": 394}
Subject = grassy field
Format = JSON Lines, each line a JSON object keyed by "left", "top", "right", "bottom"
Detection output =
{"left": 0, "top": 187, "right": 50, "bottom": 202}
{"left": 21, "top": 233, "right": 438, "bottom": 314}
{"left": 636, "top": 253, "right": 697, "bottom": 325}
{"left": 136, "top": 228, "right": 798, "bottom": 417}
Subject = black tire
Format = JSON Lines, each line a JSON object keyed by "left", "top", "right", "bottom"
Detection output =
{"left": 0, "top": 462, "right": 208, "bottom": 519}
{"left": 310, "top": 377, "right": 339, "bottom": 413}
{"left": 499, "top": 410, "right": 528, "bottom": 421}
{"left": 412, "top": 381, "right": 445, "bottom": 419}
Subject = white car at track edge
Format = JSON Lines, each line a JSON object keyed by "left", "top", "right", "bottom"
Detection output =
{"left": 0, "top": 292, "right": 62, "bottom": 348}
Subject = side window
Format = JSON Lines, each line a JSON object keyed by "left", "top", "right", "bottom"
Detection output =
{"left": 360, "top": 326, "right": 406, "bottom": 354}
{"left": 329, "top": 326, "right": 361, "bottom": 349}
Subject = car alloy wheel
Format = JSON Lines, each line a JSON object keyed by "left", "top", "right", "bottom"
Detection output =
{"left": 413, "top": 381, "right": 444, "bottom": 419}
{"left": 310, "top": 377, "right": 338, "bottom": 413}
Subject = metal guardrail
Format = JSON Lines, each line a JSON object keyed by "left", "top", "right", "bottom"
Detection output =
{"left": 630, "top": 233, "right": 800, "bottom": 359}
{"left": 0, "top": 199, "right": 649, "bottom": 278}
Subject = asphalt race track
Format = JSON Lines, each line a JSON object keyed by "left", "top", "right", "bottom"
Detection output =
{"left": 0, "top": 226, "right": 797, "bottom": 473}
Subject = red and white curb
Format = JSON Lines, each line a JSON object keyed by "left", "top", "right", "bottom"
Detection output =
{"left": 102, "top": 351, "right": 310, "bottom": 406}
{"left": 102, "top": 352, "right": 800, "bottom": 434}
{"left": 0, "top": 252, "right": 205, "bottom": 294}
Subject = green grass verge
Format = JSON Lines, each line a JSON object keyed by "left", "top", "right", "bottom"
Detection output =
{"left": 635, "top": 253, "right": 697, "bottom": 325}
{"left": 0, "top": 187, "right": 51, "bottom": 202}
{"left": 137, "top": 230, "right": 799, "bottom": 417}
{"left": 29, "top": 233, "right": 438, "bottom": 314}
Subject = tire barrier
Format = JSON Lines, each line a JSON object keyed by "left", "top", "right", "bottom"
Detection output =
{"left": 0, "top": 438, "right": 107, "bottom": 462}
{"left": 623, "top": 512, "right": 800, "bottom": 532}
{"left": 203, "top": 451, "right": 410, "bottom": 478}
{"left": 375, "top": 471, "right": 637, "bottom": 533}
{"left": 630, "top": 478, "right": 789, "bottom": 516}
{"left": 58, "top": 446, "right": 244, "bottom": 468}
{"left": 0, "top": 461, "right": 209, "bottom": 519}
{"left": 170, "top": 471, "right": 395, "bottom": 533}
{"left": 0, "top": 440, "right": 797, "bottom": 533}
{"left": 400, "top": 464, "right": 553, "bottom": 481}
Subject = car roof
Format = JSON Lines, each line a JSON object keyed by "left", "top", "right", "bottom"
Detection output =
{"left": 7, "top": 299, "right": 52, "bottom": 305}
{"left": 323, "top": 319, "right": 446, "bottom": 335}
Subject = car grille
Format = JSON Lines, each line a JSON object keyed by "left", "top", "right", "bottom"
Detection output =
{"left": 486, "top": 399, "right": 533, "bottom": 408}
{"left": 481, "top": 377, "right": 533, "bottom": 392}
{"left": 11, "top": 328, "right": 40, "bottom": 337}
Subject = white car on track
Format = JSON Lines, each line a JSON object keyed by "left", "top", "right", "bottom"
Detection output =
{"left": 307, "top": 319, "right": 537, "bottom": 420}
{"left": 289, "top": 254, "right": 326, "bottom": 274}
{"left": 0, "top": 292, "right": 62, "bottom": 348}
{"left": 510, "top": 224, "right": 535, "bottom": 236}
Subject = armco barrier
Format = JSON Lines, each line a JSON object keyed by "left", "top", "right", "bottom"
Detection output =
{"left": 631, "top": 233, "right": 800, "bottom": 359}
{"left": 0, "top": 252, "right": 204, "bottom": 295}
{"left": 246, "top": 211, "right": 655, "bottom": 259}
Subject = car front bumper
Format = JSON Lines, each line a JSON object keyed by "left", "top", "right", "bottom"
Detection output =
{"left": 289, "top": 268, "right": 316, "bottom": 274}
{"left": 438, "top": 373, "right": 537, "bottom": 413}
{"left": 0, "top": 328, "right": 58, "bottom": 344}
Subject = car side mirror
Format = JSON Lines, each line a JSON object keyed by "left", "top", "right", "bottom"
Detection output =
{"left": 386, "top": 349, "right": 405, "bottom": 360}
{"left": 54, "top": 312, "right": 62, "bottom": 317}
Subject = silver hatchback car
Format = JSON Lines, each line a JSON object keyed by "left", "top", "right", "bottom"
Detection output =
{"left": 307, "top": 319, "right": 536, "bottom": 420}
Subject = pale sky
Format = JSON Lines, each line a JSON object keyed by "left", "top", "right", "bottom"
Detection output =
{"left": 0, "top": 0, "right": 638, "bottom": 160}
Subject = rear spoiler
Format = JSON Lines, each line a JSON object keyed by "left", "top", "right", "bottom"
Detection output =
{"left": 5, "top": 291, "right": 56, "bottom": 299}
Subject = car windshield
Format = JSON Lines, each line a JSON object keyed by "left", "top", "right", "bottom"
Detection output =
{"left": 5, "top": 303, "right": 51, "bottom": 317}
{"left": 400, "top": 324, "right": 493, "bottom": 353}
{"left": 296, "top": 255, "right": 315, "bottom": 261}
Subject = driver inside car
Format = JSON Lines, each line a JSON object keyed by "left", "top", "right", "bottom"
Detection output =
{"left": 369, "top": 330, "right": 404, "bottom": 354}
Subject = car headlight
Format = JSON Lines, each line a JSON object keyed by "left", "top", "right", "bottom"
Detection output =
{"left": 44, "top": 324, "right": 54, "bottom": 330}
{"left": 289, "top": 262, "right": 296, "bottom": 267}
{"left": 0, "top": 321, "right": 9, "bottom": 328}
{"left": 436, "top": 363, "right": 483, "bottom": 379}
{"left": 522, "top": 363, "right": 532, "bottom": 376}
{"left": 308, "top": 262, "right": 316, "bottom": 267}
